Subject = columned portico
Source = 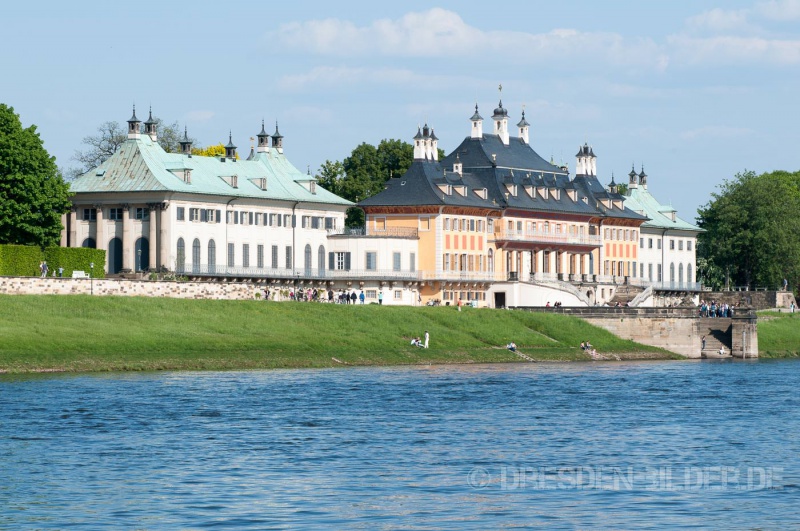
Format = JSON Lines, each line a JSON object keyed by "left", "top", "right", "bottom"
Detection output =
{"left": 121, "top": 204, "right": 133, "bottom": 272}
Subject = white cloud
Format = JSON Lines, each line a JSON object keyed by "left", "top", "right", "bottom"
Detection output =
{"left": 186, "top": 110, "right": 215, "bottom": 122}
{"left": 271, "top": 8, "right": 666, "bottom": 70}
{"left": 278, "top": 66, "right": 479, "bottom": 91}
{"left": 755, "top": 0, "right": 800, "bottom": 21}
{"left": 680, "top": 125, "right": 753, "bottom": 140}
{"left": 668, "top": 34, "right": 800, "bottom": 65}
{"left": 686, "top": 8, "right": 752, "bottom": 33}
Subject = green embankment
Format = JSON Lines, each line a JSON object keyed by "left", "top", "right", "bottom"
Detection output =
{"left": 0, "top": 294, "right": 673, "bottom": 373}
{"left": 756, "top": 311, "right": 800, "bottom": 358}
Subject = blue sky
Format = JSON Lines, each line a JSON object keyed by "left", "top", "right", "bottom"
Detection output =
{"left": 3, "top": 0, "right": 799, "bottom": 221}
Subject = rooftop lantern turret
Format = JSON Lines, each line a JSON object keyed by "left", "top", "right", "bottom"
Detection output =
{"left": 127, "top": 104, "right": 141, "bottom": 139}
{"left": 492, "top": 98, "right": 510, "bottom": 146}
{"left": 224, "top": 132, "right": 237, "bottom": 160}
{"left": 430, "top": 128, "right": 439, "bottom": 161}
{"left": 144, "top": 106, "right": 157, "bottom": 141}
{"left": 453, "top": 153, "right": 463, "bottom": 175}
{"left": 608, "top": 173, "right": 618, "bottom": 194}
{"left": 575, "top": 143, "right": 596, "bottom": 177}
{"left": 639, "top": 165, "right": 648, "bottom": 188}
{"left": 271, "top": 122, "right": 283, "bottom": 151}
{"left": 628, "top": 164, "right": 639, "bottom": 188}
{"left": 517, "top": 109, "right": 530, "bottom": 144}
{"left": 257, "top": 120, "right": 270, "bottom": 153}
{"left": 470, "top": 103, "right": 483, "bottom": 139}
{"left": 413, "top": 126, "right": 425, "bottom": 160}
{"left": 179, "top": 126, "right": 192, "bottom": 155}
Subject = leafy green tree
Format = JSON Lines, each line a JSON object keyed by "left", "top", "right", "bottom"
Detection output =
{"left": 0, "top": 104, "right": 72, "bottom": 247}
{"left": 315, "top": 160, "right": 344, "bottom": 194}
{"left": 191, "top": 143, "right": 237, "bottom": 159}
{"left": 697, "top": 170, "right": 800, "bottom": 292}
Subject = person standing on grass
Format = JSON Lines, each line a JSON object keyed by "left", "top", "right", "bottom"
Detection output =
{"left": 378, "top": 291, "right": 383, "bottom": 305}
{"left": 424, "top": 331, "right": 429, "bottom": 349}
{"left": 359, "top": 291, "right": 365, "bottom": 304}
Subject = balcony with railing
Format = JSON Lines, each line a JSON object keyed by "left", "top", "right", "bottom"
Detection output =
{"left": 327, "top": 226, "right": 419, "bottom": 238}
{"left": 490, "top": 229, "right": 602, "bottom": 247}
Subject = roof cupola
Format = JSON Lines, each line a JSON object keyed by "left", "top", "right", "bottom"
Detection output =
{"left": 257, "top": 120, "right": 270, "bottom": 153}
{"left": 517, "top": 109, "right": 530, "bottom": 144}
{"left": 413, "top": 126, "right": 425, "bottom": 160}
{"left": 271, "top": 122, "right": 283, "bottom": 151}
{"left": 639, "top": 165, "right": 647, "bottom": 188}
{"left": 608, "top": 173, "right": 618, "bottom": 194}
{"left": 179, "top": 126, "right": 192, "bottom": 155}
{"left": 224, "top": 132, "right": 237, "bottom": 160}
{"left": 127, "top": 104, "right": 141, "bottom": 140}
{"left": 492, "top": 99, "right": 510, "bottom": 145}
{"left": 144, "top": 106, "right": 157, "bottom": 141}
{"left": 430, "top": 128, "right": 439, "bottom": 161}
{"left": 628, "top": 164, "right": 638, "bottom": 188}
{"left": 470, "top": 103, "right": 483, "bottom": 139}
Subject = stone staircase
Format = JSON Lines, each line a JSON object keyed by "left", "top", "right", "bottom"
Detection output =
{"left": 698, "top": 317, "right": 733, "bottom": 358}
{"left": 609, "top": 284, "right": 644, "bottom": 306}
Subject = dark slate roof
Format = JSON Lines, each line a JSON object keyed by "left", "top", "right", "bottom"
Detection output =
{"left": 360, "top": 130, "right": 648, "bottom": 223}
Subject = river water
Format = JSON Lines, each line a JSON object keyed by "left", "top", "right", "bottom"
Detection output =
{"left": 1, "top": 360, "right": 798, "bottom": 529}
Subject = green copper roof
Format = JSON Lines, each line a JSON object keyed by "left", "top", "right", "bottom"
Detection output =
{"left": 623, "top": 185, "right": 701, "bottom": 232}
{"left": 70, "top": 134, "right": 351, "bottom": 206}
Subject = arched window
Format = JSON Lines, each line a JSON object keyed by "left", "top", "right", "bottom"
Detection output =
{"left": 176, "top": 238, "right": 185, "bottom": 273}
{"left": 81, "top": 237, "right": 96, "bottom": 248}
{"left": 678, "top": 263, "right": 684, "bottom": 285}
{"left": 488, "top": 248, "right": 494, "bottom": 272}
{"left": 304, "top": 244, "right": 312, "bottom": 274}
{"left": 670, "top": 262, "right": 675, "bottom": 283}
{"left": 318, "top": 245, "right": 325, "bottom": 275}
{"left": 208, "top": 240, "right": 216, "bottom": 273}
{"left": 687, "top": 264, "right": 693, "bottom": 284}
{"left": 192, "top": 238, "right": 201, "bottom": 273}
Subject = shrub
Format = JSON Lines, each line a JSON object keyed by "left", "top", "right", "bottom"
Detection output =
{"left": 0, "top": 245, "right": 43, "bottom": 276}
{"left": 43, "top": 247, "right": 106, "bottom": 278}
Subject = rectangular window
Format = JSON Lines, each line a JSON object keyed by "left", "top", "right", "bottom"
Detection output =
{"left": 366, "top": 290, "right": 377, "bottom": 299}
{"left": 135, "top": 207, "right": 150, "bottom": 221}
{"left": 331, "top": 252, "right": 350, "bottom": 270}
{"left": 410, "top": 252, "right": 416, "bottom": 272}
{"left": 302, "top": 215, "right": 311, "bottom": 228}
{"left": 640, "top": 237, "right": 644, "bottom": 248}
{"left": 670, "top": 239, "right": 675, "bottom": 250}
{"left": 249, "top": 212, "right": 254, "bottom": 226}
{"left": 272, "top": 245, "right": 278, "bottom": 269}
{"left": 688, "top": 241, "right": 693, "bottom": 251}
{"left": 488, "top": 219, "right": 494, "bottom": 232}
{"left": 200, "top": 209, "right": 208, "bottom": 222}
{"left": 470, "top": 219, "right": 475, "bottom": 232}
{"left": 648, "top": 238, "right": 653, "bottom": 249}
{"left": 393, "top": 252, "right": 401, "bottom": 271}
{"left": 109, "top": 208, "right": 123, "bottom": 221}
{"left": 640, "top": 263, "right": 644, "bottom": 278}
{"left": 285, "top": 214, "right": 292, "bottom": 228}
{"left": 285, "top": 246, "right": 292, "bottom": 269}
{"left": 83, "top": 208, "right": 97, "bottom": 221}
{"left": 657, "top": 240, "right": 662, "bottom": 250}
{"left": 444, "top": 218, "right": 450, "bottom": 231}
{"left": 257, "top": 244, "right": 264, "bottom": 268}
{"left": 242, "top": 244, "right": 250, "bottom": 267}
{"left": 228, "top": 243, "right": 235, "bottom": 266}
{"left": 657, "top": 264, "right": 662, "bottom": 281}
{"left": 176, "top": 207, "right": 185, "bottom": 221}
{"left": 649, "top": 263, "right": 653, "bottom": 280}
{"left": 366, "top": 252, "right": 376, "bottom": 270}
{"left": 679, "top": 240, "right": 684, "bottom": 251}
{"left": 394, "top": 290, "right": 402, "bottom": 300}
{"left": 325, "top": 217, "right": 335, "bottom": 230}
{"left": 311, "top": 217, "right": 321, "bottom": 229}
{"left": 234, "top": 211, "right": 240, "bottom": 225}
{"left": 443, "top": 254, "right": 450, "bottom": 271}
{"left": 226, "top": 211, "right": 232, "bottom": 224}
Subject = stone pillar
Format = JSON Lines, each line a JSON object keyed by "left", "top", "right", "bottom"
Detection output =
{"left": 148, "top": 203, "right": 159, "bottom": 271}
{"left": 94, "top": 205, "right": 106, "bottom": 271}
{"left": 68, "top": 207, "right": 78, "bottom": 248}
{"left": 561, "top": 251, "right": 569, "bottom": 276}
{"left": 536, "top": 250, "right": 543, "bottom": 277}
{"left": 121, "top": 203, "right": 133, "bottom": 272}
{"left": 60, "top": 213, "right": 68, "bottom": 247}
{"left": 159, "top": 203, "right": 171, "bottom": 271}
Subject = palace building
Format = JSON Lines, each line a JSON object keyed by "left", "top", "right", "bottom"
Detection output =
{"left": 64, "top": 101, "right": 700, "bottom": 307}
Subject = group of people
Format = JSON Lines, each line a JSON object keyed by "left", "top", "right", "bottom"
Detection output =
{"left": 283, "top": 288, "right": 376, "bottom": 304}
{"left": 580, "top": 341, "right": 599, "bottom": 358}
{"left": 545, "top": 301, "right": 563, "bottom": 308}
{"left": 698, "top": 300, "right": 735, "bottom": 318}
{"left": 410, "top": 331, "right": 430, "bottom": 348}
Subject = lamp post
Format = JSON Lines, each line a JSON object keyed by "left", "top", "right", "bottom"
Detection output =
{"left": 89, "top": 262, "right": 94, "bottom": 295}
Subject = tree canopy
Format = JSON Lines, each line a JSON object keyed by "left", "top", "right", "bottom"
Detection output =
{"left": 697, "top": 169, "right": 800, "bottom": 291}
{"left": 316, "top": 139, "right": 444, "bottom": 226}
{"left": 0, "top": 104, "right": 72, "bottom": 247}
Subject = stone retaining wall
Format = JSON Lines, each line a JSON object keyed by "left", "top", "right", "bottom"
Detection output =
{"left": 0, "top": 276, "right": 255, "bottom": 300}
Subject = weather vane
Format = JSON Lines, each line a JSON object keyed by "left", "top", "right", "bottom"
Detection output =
{"left": 498, "top": 84, "right": 502, "bottom": 95}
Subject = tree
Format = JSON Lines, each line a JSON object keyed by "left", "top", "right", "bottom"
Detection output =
{"left": 191, "top": 143, "right": 237, "bottom": 158}
{"left": 0, "top": 104, "right": 72, "bottom": 247}
{"left": 315, "top": 160, "right": 344, "bottom": 194}
{"left": 697, "top": 170, "right": 800, "bottom": 291}
{"left": 71, "top": 117, "right": 195, "bottom": 174}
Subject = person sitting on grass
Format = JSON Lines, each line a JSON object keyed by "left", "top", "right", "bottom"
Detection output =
{"left": 580, "top": 342, "right": 586, "bottom": 350}
{"left": 507, "top": 342, "right": 517, "bottom": 352}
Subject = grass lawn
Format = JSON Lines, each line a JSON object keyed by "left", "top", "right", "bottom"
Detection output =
{"left": 757, "top": 311, "right": 800, "bottom": 358}
{"left": 0, "top": 294, "right": 672, "bottom": 373}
